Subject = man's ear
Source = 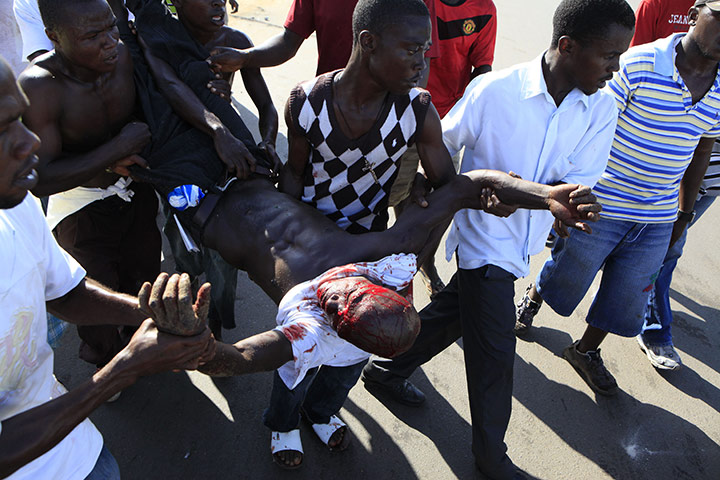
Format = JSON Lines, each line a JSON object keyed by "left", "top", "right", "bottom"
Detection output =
{"left": 359, "top": 30, "right": 378, "bottom": 53}
{"left": 45, "top": 28, "right": 59, "bottom": 46}
{"left": 557, "top": 35, "right": 575, "bottom": 57}
{"left": 687, "top": 6, "right": 700, "bottom": 26}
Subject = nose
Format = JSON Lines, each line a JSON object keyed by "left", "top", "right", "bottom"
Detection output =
{"left": 102, "top": 29, "right": 120, "bottom": 50}
{"left": 13, "top": 122, "right": 41, "bottom": 160}
{"left": 414, "top": 52, "right": 426, "bottom": 72}
{"left": 609, "top": 56, "right": 621, "bottom": 73}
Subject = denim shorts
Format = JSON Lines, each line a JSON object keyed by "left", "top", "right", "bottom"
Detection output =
{"left": 536, "top": 216, "right": 672, "bottom": 337}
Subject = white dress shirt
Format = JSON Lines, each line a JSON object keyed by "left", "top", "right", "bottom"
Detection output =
{"left": 442, "top": 54, "right": 618, "bottom": 278}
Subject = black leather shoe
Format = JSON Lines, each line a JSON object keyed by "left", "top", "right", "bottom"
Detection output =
{"left": 361, "top": 372, "right": 426, "bottom": 407}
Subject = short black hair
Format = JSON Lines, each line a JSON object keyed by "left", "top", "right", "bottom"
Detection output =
{"left": 38, "top": 0, "right": 99, "bottom": 32}
{"left": 352, "top": 0, "right": 429, "bottom": 43}
{"left": 551, "top": 0, "right": 635, "bottom": 47}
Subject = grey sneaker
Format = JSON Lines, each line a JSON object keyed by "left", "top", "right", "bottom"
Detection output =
{"left": 562, "top": 340, "right": 618, "bottom": 396}
{"left": 514, "top": 284, "right": 541, "bottom": 336}
{"left": 361, "top": 367, "right": 425, "bottom": 407}
{"left": 637, "top": 335, "right": 682, "bottom": 371}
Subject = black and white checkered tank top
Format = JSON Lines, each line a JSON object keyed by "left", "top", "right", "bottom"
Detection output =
{"left": 289, "top": 70, "right": 431, "bottom": 233}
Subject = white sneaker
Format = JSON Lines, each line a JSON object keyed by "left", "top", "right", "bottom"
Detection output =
{"left": 637, "top": 336, "right": 682, "bottom": 371}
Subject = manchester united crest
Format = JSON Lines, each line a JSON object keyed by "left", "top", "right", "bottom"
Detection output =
{"left": 462, "top": 18, "right": 476, "bottom": 35}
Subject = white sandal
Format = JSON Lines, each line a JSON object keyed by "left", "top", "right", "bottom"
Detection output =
{"left": 270, "top": 429, "right": 303, "bottom": 469}
{"left": 311, "top": 415, "right": 350, "bottom": 452}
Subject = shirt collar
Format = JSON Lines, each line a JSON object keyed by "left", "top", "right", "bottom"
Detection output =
{"left": 521, "top": 53, "right": 589, "bottom": 110}
{"left": 650, "top": 33, "right": 685, "bottom": 78}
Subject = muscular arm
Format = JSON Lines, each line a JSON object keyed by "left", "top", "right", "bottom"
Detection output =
{"left": 372, "top": 170, "right": 600, "bottom": 258}
{"left": 198, "top": 330, "right": 292, "bottom": 376}
{"left": 671, "top": 136, "right": 715, "bottom": 245}
{"left": 228, "top": 31, "right": 280, "bottom": 168}
{"left": 208, "top": 28, "right": 305, "bottom": 72}
{"left": 278, "top": 99, "right": 311, "bottom": 198}
{"left": 416, "top": 104, "right": 457, "bottom": 188}
{"left": 47, "top": 278, "right": 146, "bottom": 327}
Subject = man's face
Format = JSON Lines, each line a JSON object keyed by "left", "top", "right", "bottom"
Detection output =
{"left": 317, "top": 276, "right": 374, "bottom": 331}
{"left": 367, "top": 15, "right": 432, "bottom": 95}
{"left": 566, "top": 23, "right": 634, "bottom": 95}
{"left": 176, "top": 0, "right": 227, "bottom": 32}
{"left": 0, "top": 68, "right": 41, "bottom": 209}
{"left": 51, "top": 0, "right": 120, "bottom": 74}
{"left": 689, "top": 6, "right": 720, "bottom": 61}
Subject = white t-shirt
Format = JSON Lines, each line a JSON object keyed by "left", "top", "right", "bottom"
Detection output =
{"left": 12, "top": 0, "right": 51, "bottom": 60}
{"left": 274, "top": 254, "right": 417, "bottom": 390}
{"left": 0, "top": 194, "right": 103, "bottom": 480}
{"left": 442, "top": 54, "right": 618, "bottom": 278}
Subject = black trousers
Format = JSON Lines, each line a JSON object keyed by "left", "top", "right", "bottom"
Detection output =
{"left": 369, "top": 265, "right": 517, "bottom": 479}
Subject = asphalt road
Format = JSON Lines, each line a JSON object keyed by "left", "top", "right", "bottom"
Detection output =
{"left": 54, "top": 1, "right": 720, "bottom": 478}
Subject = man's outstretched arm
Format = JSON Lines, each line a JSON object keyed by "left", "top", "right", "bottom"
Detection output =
{"left": 198, "top": 331, "right": 293, "bottom": 377}
{"left": 373, "top": 170, "right": 601, "bottom": 258}
{"left": 207, "top": 28, "right": 305, "bottom": 72}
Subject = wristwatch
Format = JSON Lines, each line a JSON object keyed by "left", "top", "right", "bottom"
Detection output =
{"left": 677, "top": 209, "right": 696, "bottom": 223}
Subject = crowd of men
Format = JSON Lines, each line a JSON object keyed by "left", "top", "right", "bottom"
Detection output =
{"left": 0, "top": 0, "right": 718, "bottom": 478}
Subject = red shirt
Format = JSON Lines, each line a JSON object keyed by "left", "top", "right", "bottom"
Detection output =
{"left": 426, "top": 0, "right": 497, "bottom": 118}
{"left": 630, "top": 0, "right": 694, "bottom": 47}
{"left": 284, "top": 0, "right": 439, "bottom": 75}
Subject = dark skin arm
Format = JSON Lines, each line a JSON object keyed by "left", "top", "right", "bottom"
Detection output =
{"left": 135, "top": 33, "right": 259, "bottom": 178}
{"left": 0, "top": 275, "right": 214, "bottom": 478}
{"left": 279, "top": 98, "right": 311, "bottom": 198}
{"left": 19, "top": 62, "right": 150, "bottom": 197}
{"left": 198, "top": 331, "right": 292, "bottom": 377}
{"left": 207, "top": 28, "right": 305, "bottom": 72}
{"left": 47, "top": 278, "right": 146, "bottom": 326}
{"left": 221, "top": 30, "right": 282, "bottom": 172}
{"left": 671, "top": 136, "right": 715, "bottom": 246}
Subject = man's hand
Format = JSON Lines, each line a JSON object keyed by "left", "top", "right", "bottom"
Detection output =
{"left": 669, "top": 217, "right": 690, "bottom": 248}
{"left": 547, "top": 184, "right": 602, "bottom": 235}
{"left": 208, "top": 47, "right": 247, "bottom": 73}
{"left": 117, "top": 319, "right": 215, "bottom": 377}
{"left": 481, "top": 171, "right": 521, "bottom": 217}
{"left": 138, "top": 272, "right": 211, "bottom": 336}
{"left": 109, "top": 154, "right": 148, "bottom": 177}
{"left": 258, "top": 140, "right": 283, "bottom": 174}
{"left": 115, "top": 121, "right": 151, "bottom": 157}
{"left": 409, "top": 172, "right": 432, "bottom": 207}
{"left": 207, "top": 75, "right": 232, "bottom": 102}
{"left": 213, "top": 127, "right": 257, "bottom": 178}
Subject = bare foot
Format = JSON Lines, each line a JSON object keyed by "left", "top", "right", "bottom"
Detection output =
{"left": 327, "top": 426, "right": 351, "bottom": 451}
{"left": 273, "top": 450, "right": 303, "bottom": 469}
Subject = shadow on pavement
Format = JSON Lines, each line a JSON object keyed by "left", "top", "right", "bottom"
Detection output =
{"left": 514, "top": 326, "right": 720, "bottom": 480}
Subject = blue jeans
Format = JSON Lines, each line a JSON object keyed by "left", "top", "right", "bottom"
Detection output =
{"left": 537, "top": 217, "right": 673, "bottom": 337}
{"left": 263, "top": 361, "right": 366, "bottom": 432}
{"left": 641, "top": 195, "right": 716, "bottom": 346}
{"left": 85, "top": 445, "right": 120, "bottom": 480}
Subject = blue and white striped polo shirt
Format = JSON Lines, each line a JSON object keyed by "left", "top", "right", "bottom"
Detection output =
{"left": 595, "top": 33, "right": 720, "bottom": 223}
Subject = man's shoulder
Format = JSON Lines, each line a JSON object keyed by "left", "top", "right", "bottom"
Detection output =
{"left": 18, "top": 60, "right": 63, "bottom": 97}
{"left": 215, "top": 27, "right": 253, "bottom": 50}
{"left": 466, "top": 62, "right": 525, "bottom": 97}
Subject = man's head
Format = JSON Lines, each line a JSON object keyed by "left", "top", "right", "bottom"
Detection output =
{"left": 551, "top": 0, "right": 635, "bottom": 95}
{"left": 39, "top": 0, "right": 120, "bottom": 74}
{"left": 0, "top": 58, "right": 41, "bottom": 209}
{"left": 351, "top": 0, "right": 431, "bottom": 94}
{"left": 174, "top": 0, "right": 227, "bottom": 34}
{"left": 687, "top": 0, "right": 720, "bottom": 61}
{"left": 317, "top": 276, "right": 420, "bottom": 358}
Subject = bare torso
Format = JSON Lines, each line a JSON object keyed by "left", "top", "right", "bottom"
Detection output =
{"left": 21, "top": 44, "right": 137, "bottom": 189}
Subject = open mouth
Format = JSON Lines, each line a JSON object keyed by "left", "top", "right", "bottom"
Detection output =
{"left": 14, "top": 155, "right": 39, "bottom": 188}
{"left": 104, "top": 52, "right": 119, "bottom": 64}
{"left": 211, "top": 12, "right": 225, "bottom": 24}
